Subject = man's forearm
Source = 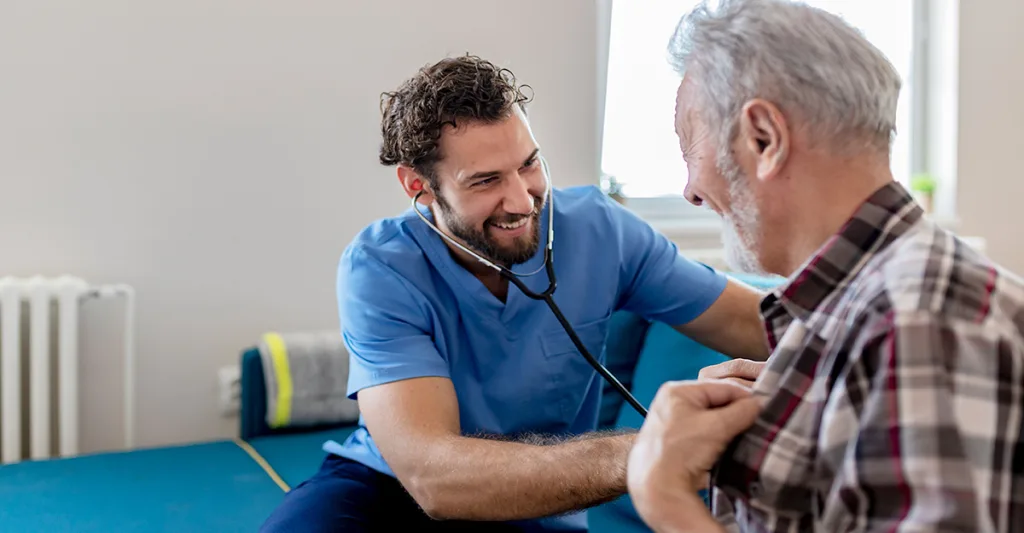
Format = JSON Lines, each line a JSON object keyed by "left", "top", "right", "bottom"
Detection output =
{"left": 673, "top": 281, "right": 770, "bottom": 361}
{"left": 411, "top": 430, "right": 634, "bottom": 521}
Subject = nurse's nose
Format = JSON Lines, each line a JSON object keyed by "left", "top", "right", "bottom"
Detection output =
{"left": 504, "top": 175, "right": 535, "bottom": 215}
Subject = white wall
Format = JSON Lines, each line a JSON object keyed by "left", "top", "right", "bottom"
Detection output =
{"left": 0, "top": 0, "right": 602, "bottom": 452}
{"left": 956, "top": 0, "right": 1024, "bottom": 275}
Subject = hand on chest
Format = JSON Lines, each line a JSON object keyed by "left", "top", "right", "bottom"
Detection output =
{"left": 714, "top": 322, "right": 845, "bottom": 522}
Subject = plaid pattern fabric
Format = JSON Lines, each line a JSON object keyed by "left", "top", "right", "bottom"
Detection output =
{"left": 710, "top": 182, "right": 1024, "bottom": 532}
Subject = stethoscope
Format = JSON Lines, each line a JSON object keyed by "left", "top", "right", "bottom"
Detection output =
{"left": 411, "top": 156, "right": 648, "bottom": 418}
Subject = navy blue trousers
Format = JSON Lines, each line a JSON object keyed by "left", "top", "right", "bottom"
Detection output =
{"left": 259, "top": 454, "right": 524, "bottom": 532}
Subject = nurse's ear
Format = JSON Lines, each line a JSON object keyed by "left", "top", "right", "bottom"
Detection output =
{"left": 398, "top": 165, "right": 434, "bottom": 206}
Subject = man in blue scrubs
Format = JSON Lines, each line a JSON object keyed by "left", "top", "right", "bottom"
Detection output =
{"left": 259, "top": 54, "right": 768, "bottom": 532}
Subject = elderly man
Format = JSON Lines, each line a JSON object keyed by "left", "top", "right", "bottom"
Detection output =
{"left": 627, "top": 0, "right": 1024, "bottom": 531}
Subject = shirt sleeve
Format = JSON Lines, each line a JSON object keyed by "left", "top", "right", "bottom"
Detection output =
{"left": 337, "top": 246, "right": 450, "bottom": 400}
{"left": 821, "top": 310, "right": 1021, "bottom": 531}
{"left": 605, "top": 195, "right": 728, "bottom": 326}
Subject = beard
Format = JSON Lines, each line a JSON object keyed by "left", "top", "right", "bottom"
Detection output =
{"left": 434, "top": 193, "right": 544, "bottom": 266}
{"left": 718, "top": 154, "right": 769, "bottom": 276}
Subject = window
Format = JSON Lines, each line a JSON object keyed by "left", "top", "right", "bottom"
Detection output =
{"left": 600, "top": 0, "right": 920, "bottom": 221}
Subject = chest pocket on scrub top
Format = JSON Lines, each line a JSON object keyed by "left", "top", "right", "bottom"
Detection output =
{"left": 538, "top": 311, "right": 611, "bottom": 423}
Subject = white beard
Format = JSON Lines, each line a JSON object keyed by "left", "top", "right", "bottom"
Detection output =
{"left": 720, "top": 159, "right": 770, "bottom": 276}
{"left": 722, "top": 216, "right": 766, "bottom": 275}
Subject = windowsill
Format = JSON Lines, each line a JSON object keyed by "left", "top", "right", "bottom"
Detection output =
{"left": 645, "top": 211, "right": 981, "bottom": 266}
{"left": 618, "top": 194, "right": 962, "bottom": 240}
{"left": 647, "top": 216, "right": 724, "bottom": 239}
{"left": 637, "top": 209, "right": 963, "bottom": 240}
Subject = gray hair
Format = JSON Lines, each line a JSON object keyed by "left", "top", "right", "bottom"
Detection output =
{"left": 668, "top": 0, "right": 902, "bottom": 161}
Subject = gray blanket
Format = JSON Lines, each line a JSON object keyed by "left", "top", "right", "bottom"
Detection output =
{"left": 258, "top": 330, "right": 359, "bottom": 429}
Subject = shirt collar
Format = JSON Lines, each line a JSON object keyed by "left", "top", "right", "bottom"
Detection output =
{"left": 761, "top": 181, "right": 925, "bottom": 337}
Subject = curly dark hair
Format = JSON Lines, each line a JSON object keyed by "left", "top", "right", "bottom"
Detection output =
{"left": 378, "top": 54, "right": 533, "bottom": 188}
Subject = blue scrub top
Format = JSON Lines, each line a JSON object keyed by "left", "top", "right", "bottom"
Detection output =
{"left": 324, "top": 185, "right": 726, "bottom": 530}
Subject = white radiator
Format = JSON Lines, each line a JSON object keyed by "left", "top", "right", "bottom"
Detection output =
{"left": 0, "top": 275, "right": 135, "bottom": 464}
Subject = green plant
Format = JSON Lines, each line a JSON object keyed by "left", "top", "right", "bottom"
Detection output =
{"left": 911, "top": 173, "right": 937, "bottom": 195}
{"left": 600, "top": 173, "right": 626, "bottom": 202}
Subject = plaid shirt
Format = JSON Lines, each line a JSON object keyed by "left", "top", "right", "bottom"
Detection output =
{"left": 710, "top": 181, "right": 1024, "bottom": 532}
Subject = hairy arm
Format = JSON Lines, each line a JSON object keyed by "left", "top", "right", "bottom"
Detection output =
{"left": 358, "top": 376, "right": 635, "bottom": 521}
{"left": 674, "top": 278, "right": 769, "bottom": 361}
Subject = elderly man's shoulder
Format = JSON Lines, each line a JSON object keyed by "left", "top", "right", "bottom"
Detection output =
{"left": 856, "top": 223, "right": 1024, "bottom": 332}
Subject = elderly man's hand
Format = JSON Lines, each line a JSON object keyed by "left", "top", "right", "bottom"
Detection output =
{"left": 698, "top": 358, "right": 766, "bottom": 389}
{"left": 627, "top": 380, "right": 763, "bottom": 532}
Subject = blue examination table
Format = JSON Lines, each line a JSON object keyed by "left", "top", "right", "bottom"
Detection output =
{"left": 0, "top": 349, "right": 358, "bottom": 532}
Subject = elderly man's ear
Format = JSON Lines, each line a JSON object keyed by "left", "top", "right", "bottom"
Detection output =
{"left": 739, "top": 99, "right": 790, "bottom": 182}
